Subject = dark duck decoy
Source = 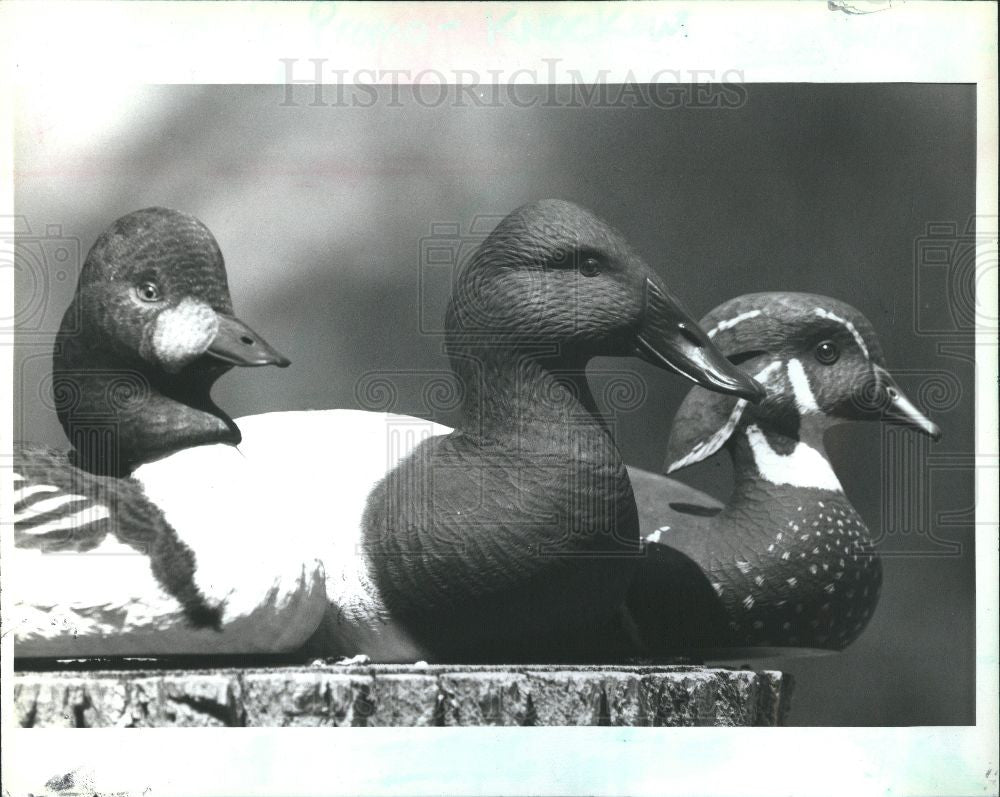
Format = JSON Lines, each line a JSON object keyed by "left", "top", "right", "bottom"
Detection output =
{"left": 228, "top": 200, "right": 763, "bottom": 662}
{"left": 625, "top": 292, "right": 941, "bottom": 658}
{"left": 9, "top": 209, "right": 328, "bottom": 658}
{"left": 311, "top": 199, "right": 764, "bottom": 662}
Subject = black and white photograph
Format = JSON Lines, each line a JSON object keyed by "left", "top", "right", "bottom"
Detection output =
{"left": 1, "top": 3, "right": 996, "bottom": 796}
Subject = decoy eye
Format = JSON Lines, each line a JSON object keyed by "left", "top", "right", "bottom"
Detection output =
{"left": 814, "top": 340, "right": 840, "bottom": 365}
{"left": 136, "top": 281, "right": 162, "bottom": 302}
{"left": 580, "top": 257, "right": 601, "bottom": 277}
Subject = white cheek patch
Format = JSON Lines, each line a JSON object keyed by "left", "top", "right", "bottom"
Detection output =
{"left": 786, "top": 358, "right": 820, "bottom": 414}
{"left": 745, "top": 423, "right": 842, "bottom": 492}
{"left": 149, "top": 298, "right": 219, "bottom": 373}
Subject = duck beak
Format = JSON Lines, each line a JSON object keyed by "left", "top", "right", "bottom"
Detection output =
{"left": 872, "top": 365, "right": 941, "bottom": 440}
{"left": 635, "top": 278, "right": 766, "bottom": 403}
{"left": 206, "top": 313, "right": 292, "bottom": 368}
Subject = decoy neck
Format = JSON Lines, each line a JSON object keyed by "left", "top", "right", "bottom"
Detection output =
{"left": 51, "top": 208, "right": 290, "bottom": 476}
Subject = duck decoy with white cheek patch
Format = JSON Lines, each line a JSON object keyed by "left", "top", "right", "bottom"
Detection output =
{"left": 48, "top": 207, "right": 291, "bottom": 476}
{"left": 11, "top": 209, "right": 330, "bottom": 658}
{"left": 625, "top": 292, "right": 941, "bottom": 659}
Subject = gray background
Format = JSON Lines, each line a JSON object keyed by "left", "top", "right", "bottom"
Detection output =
{"left": 13, "top": 83, "right": 976, "bottom": 725}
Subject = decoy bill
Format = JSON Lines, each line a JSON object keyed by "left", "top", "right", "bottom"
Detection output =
{"left": 625, "top": 292, "right": 942, "bottom": 659}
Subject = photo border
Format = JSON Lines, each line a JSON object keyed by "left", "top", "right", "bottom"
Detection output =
{"left": 1, "top": 2, "right": 996, "bottom": 795}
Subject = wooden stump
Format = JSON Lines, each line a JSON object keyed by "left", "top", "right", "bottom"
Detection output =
{"left": 13, "top": 664, "right": 793, "bottom": 727}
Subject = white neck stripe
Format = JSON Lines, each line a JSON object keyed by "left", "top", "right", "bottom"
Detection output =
{"left": 745, "top": 424, "right": 842, "bottom": 492}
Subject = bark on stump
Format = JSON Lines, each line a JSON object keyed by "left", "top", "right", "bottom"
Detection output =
{"left": 13, "top": 664, "right": 793, "bottom": 727}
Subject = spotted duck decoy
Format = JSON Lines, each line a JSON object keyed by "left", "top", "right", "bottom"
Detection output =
{"left": 624, "top": 292, "right": 941, "bottom": 659}
{"left": 18, "top": 199, "right": 763, "bottom": 662}
{"left": 9, "top": 208, "right": 333, "bottom": 658}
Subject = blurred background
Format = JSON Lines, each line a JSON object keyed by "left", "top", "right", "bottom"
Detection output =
{"left": 12, "top": 83, "right": 976, "bottom": 725}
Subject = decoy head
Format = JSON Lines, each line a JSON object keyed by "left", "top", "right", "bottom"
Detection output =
{"left": 666, "top": 292, "right": 941, "bottom": 473}
{"left": 53, "top": 208, "right": 289, "bottom": 472}
{"left": 445, "top": 199, "right": 764, "bottom": 402}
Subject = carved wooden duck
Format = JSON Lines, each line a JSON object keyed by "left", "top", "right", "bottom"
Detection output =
{"left": 625, "top": 292, "right": 941, "bottom": 658}
{"left": 9, "top": 209, "right": 329, "bottom": 657}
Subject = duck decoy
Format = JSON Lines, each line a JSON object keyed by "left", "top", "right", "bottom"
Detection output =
{"left": 10, "top": 208, "right": 330, "bottom": 657}
{"left": 624, "top": 292, "right": 941, "bottom": 659}
{"left": 290, "top": 199, "right": 765, "bottom": 662}
{"left": 13, "top": 200, "right": 764, "bottom": 662}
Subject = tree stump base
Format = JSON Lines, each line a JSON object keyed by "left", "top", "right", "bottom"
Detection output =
{"left": 13, "top": 664, "right": 793, "bottom": 727}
